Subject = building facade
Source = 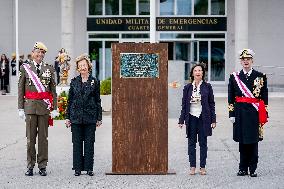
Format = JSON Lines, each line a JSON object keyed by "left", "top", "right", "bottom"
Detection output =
{"left": 0, "top": 0, "right": 284, "bottom": 94}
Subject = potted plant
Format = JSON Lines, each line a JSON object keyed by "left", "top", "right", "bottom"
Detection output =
{"left": 100, "top": 77, "right": 111, "bottom": 112}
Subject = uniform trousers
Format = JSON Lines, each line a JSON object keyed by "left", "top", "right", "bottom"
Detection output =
{"left": 239, "top": 142, "right": 258, "bottom": 173}
{"left": 26, "top": 114, "right": 49, "bottom": 169}
{"left": 187, "top": 114, "right": 208, "bottom": 168}
{"left": 71, "top": 123, "right": 96, "bottom": 171}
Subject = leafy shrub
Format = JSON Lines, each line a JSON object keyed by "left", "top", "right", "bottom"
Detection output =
{"left": 100, "top": 77, "right": 111, "bottom": 95}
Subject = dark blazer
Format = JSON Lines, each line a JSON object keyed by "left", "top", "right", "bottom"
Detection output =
{"left": 228, "top": 69, "right": 268, "bottom": 143}
{"left": 0, "top": 60, "right": 9, "bottom": 85}
{"left": 66, "top": 75, "right": 102, "bottom": 124}
{"left": 178, "top": 82, "right": 216, "bottom": 137}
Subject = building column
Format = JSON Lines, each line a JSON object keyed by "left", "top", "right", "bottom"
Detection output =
{"left": 61, "top": 0, "right": 75, "bottom": 83}
{"left": 235, "top": 0, "right": 248, "bottom": 70}
{"left": 150, "top": 0, "right": 157, "bottom": 43}
{"left": 10, "top": 0, "right": 19, "bottom": 95}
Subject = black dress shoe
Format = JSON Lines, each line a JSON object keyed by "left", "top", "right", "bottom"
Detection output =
{"left": 237, "top": 170, "right": 248, "bottom": 176}
{"left": 74, "top": 170, "right": 81, "bottom": 176}
{"left": 87, "top": 171, "right": 94, "bottom": 176}
{"left": 250, "top": 172, "right": 257, "bottom": 177}
{"left": 25, "top": 169, "right": 33, "bottom": 176}
{"left": 39, "top": 168, "right": 47, "bottom": 176}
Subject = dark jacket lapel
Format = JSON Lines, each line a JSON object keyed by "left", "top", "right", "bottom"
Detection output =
{"left": 200, "top": 82, "right": 206, "bottom": 100}
{"left": 187, "top": 84, "right": 193, "bottom": 100}
{"left": 73, "top": 75, "right": 82, "bottom": 97}
{"left": 29, "top": 62, "right": 38, "bottom": 76}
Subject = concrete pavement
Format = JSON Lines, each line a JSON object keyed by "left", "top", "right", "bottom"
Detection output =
{"left": 0, "top": 96, "right": 284, "bottom": 189}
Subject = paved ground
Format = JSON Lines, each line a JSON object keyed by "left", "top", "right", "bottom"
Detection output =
{"left": 0, "top": 95, "right": 284, "bottom": 189}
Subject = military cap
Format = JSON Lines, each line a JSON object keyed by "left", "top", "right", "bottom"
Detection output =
{"left": 239, "top": 49, "right": 255, "bottom": 59}
{"left": 34, "top": 42, "right": 48, "bottom": 52}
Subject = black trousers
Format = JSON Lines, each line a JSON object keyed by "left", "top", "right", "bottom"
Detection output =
{"left": 71, "top": 123, "right": 96, "bottom": 171}
{"left": 0, "top": 78, "right": 8, "bottom": 92}
{"left": 187, "top": 114, "right": 208, "bottom": 168}
{"left": 239, "top": 142, "right": 258, "bottom": 173}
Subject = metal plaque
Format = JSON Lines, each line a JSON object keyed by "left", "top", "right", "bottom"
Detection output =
{"left": 120, "top": 53, "right": 159, "bottom": 78}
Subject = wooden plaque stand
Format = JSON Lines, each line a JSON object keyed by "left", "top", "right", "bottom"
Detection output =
{"left": 107, "top": 43, "right": 174, "bottom": 175}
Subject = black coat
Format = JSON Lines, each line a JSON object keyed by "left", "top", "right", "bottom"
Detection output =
{"left": 66, "top": 75, "right": 102, "bottom": 124}
{"left": 179, "top": 82, "right": 216, "bottom": 137}
{"left": 0, "top": 60, "right": 9, "bottom": 86}
{"left": 228, "top": 69, "right": 268, "bottom": 144}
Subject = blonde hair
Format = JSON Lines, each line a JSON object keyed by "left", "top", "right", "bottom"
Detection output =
{"left": 75, "top": 53, "right": 92, "bottom": 72}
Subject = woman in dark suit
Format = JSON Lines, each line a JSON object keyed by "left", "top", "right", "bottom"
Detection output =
{"left": 0, "top": 54, "right": 10, "bottom": 94}
{"left": 178, "top": 63, "right": 216, "bottom": 175}
{"left": 65, "top": 53, "right": 102, "bottom": 176}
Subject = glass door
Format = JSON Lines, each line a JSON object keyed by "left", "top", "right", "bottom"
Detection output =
{"left": 89, "top": 40, "right": 119, "bottom": 80}
{"left": 175, "top": 41, "right": 199, "bottom": 81}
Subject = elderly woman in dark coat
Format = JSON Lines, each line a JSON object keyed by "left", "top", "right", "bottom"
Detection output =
{"left": 178, "top": 63, "right": 216, "bottom": 176}
{"left": 65, "top": 53, "right": 102, "bottom": 176}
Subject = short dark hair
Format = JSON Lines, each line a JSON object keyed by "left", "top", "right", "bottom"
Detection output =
{"left": 189, "top": 63, "right": 206, "bottom": 82}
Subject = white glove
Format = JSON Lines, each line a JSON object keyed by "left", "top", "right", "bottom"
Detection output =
{"left": 18, "top": 109, "right": 25, "bottom": 120}
{"left": 230, "top": 117, "right": 235, "bottom": 124}
{"left": 50, "top": 110, "right": 60, "bottom": 118}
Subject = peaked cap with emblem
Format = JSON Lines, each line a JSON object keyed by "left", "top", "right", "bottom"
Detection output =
{"left": 239, "top": 48, "right": 255, "bottom": 59}
{"left": 34, "top": 42, "right": 48, "bottom": 52}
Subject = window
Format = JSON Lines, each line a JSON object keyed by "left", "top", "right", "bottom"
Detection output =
{"left": 211, "top": 41, "right": 225, "bottom": 81}
{"left": 160, "top": 0, "right": 174, "bottom": 15}
{"left": 89, "top": 41, "right": 102, "bottom": 78}
{"left": 199, "top": 41, "right": 208, "bottom": 80}
{"left": 89, "top": 34, "right": 119, "bottom": 38}
{"left": 194, "top": 33, "right": 225, "bottom": 38}
{"left": 139, "top": 0, "right": 150, "bottom": 15}
{"left": 160, "top": 33, "right": 191, "bottom": 39}
{"left": 211, "top": 0, "right": 225, "bottom": 15}
{"left": 105, "top": 41, "right": 118, "bottom": 78}
{"left": 177, "top": 0, "right": 192, "bottom": 15}
{"left": 122, "top": 0, "right": 136, "bottom": 15}
{"left": 122, "top": 34, "right": 150, "bottom": 38}
{"left": 89, "top": 0, "right": 103, "bottom": 15}
{"left": 194, "top": 0, "right": 208, "bottom": 15}
{"left": 105, "top": 0, "right": 119, "bottom": 15}
{"left": 175, "top": 42, "right": 189, "bottom": 61}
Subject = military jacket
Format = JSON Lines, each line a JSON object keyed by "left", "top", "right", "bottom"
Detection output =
{"left": 18, "top": 62, "right": 57, "bottom": 115}
{"left": 228, "top": 69, "right": 268, "bottom": 144}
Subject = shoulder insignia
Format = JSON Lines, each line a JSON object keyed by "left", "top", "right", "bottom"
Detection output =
{"left": 228, "top": 103, "right": 234, "bottom": 112}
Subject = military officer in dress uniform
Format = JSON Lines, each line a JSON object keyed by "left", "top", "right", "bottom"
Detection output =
{"left": 18, "top": 42, "right": 59, "bottom": 176}
{"left": 228, "top": 49, "right": 268, "bottom": 177}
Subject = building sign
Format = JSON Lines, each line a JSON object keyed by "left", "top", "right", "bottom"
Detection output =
{"left": 120, "top": 53, "right": 159, "bottom": 78}
{"left": 156, "top": 17, "right": 226, "bottom": 31}
{"left": 87, "top": 17, "right": 226, "bottom": 32}
{"left": 87, "top": 17, "right": 150, "bottom": 31}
